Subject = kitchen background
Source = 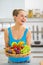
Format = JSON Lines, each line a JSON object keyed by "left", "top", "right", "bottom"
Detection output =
{"left": 0, "top": 0, "right": 43, "bottom": 65}
{"left": 0, "top": 0, "right": 43, "bottom": 48}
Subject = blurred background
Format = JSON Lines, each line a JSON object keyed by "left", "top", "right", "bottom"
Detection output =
{"left": 0, "top": 0, "right": 43, "bottom": 65}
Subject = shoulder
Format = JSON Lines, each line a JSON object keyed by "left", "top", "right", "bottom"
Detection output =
{"left": 27, "top": 29, "right": 31, "bottom": 34}
{"left": 4, "top": 28, "right": 8, "bottom": 32}
{"left": 22, "top": 26, "right": 28, "bottom": 31}
{"left": 4, "top": 28, "right": 9, "bottom": 41}
{"left": 7, "top": 26, "right": 14, "bottom": 31}
{"left": 4, "top": 27, "right": 11, "bottom": 35}
{"left": 23, "top": 26, "right": 31, "bottom": 34}
{"left": 4, "top": 28, "right": 8, "bottom": 36}
{"left": 26, "top": 28, "right": 31, "bottom": 38}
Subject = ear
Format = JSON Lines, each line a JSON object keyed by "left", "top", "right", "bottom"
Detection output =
{"left": 13, "top": 16, "right": 17, "bottom": 21}
{"left": 13, "top": 16, "right": 17, "bottom": 19}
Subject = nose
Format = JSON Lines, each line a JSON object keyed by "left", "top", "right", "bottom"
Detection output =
{"left": 23, "top": 17, "right": 27, "bottom": 21}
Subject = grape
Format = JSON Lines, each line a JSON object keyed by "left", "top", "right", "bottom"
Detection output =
{"left": 14, "top": 47, "right": 20, "bottom": 54}
{"left": 14, "top": 47, "right": 17, "bottom": 51}
{"left": 8, "top": 50, "right": 12, "bottom": 54}
{"left": 16, "top": 50, "right": 20, "bottom": 54}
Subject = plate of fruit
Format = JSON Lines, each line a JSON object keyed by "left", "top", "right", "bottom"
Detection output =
{"left": 5, "top": 41, "right": 31, "bottom": 58}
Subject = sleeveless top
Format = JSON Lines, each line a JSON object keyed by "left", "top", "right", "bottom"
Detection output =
{"left": 7, "top": 27, "right": 31, "bottom": 62}
{"left": 8, "top": 27, "right": 28, "bottom": 46}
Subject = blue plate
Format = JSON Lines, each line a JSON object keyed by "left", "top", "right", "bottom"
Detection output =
{"left": 8, "top": 56, "right": 30, "bottom": 62}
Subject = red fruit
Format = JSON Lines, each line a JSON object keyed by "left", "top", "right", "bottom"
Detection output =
{"left": 14, "top": 45, "right": 17, "bottom": 48}
{"left": 21, "top": 46, "right": 24, "bottom": 49}
{"left": 16, "top": 50, "right": 20, "bottom": 54}
{"left": 17, "top": 47, "right": 20, "bottom": 50}
{"left": 14, "top": 47, "right": 17, "bottom": 51}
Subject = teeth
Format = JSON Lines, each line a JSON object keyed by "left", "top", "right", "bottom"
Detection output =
{"left": 22, "top": 21, "right": 24, "bottom": 22}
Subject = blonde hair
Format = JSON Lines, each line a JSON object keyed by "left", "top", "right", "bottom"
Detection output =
{"left": 12, "top": 9, "right": 25, "bottom": 16}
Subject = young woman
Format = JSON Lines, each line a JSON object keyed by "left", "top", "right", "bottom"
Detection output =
{"left": 4, "top": 9, "right": 31, "bottom": 63}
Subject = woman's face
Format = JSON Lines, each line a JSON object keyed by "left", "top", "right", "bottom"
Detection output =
{"left": 14, "top": 11, "right": 27, "bottom": 25}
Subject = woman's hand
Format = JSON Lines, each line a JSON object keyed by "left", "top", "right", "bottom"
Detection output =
{"left": 4, "top": 47, "right": 11, "bottom": 56}
{"left": 5, "top": 51, "right": 9, "bottom": 56}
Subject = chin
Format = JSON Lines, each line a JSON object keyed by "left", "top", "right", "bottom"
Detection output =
{"left": 19, "top": 22, "right": 23, "bottom": 25}
{"left": 18, "top": 21, "right": 25, "bottom": 25}
{"left": 20, "top": 23, "right": 23, "bottom": 25}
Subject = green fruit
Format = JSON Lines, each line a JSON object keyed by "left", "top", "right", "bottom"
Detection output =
{"left": 24, "top": 45, "right": 31, "bottom": 51}
{"left": 12, "top": 42, "right": 17, "bottom": 46}
{"left": 21, "top": 45, "right": 31, "bottom": 54}
{"left": 21, "top": 49, "right": 27, "bottom": 53}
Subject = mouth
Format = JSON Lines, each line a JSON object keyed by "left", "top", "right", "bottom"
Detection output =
{"left": 21, "top": 21, "right": 24, "bottom": 22}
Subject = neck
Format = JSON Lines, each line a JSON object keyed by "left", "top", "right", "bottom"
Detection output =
{"left": 15, "top": 23, "right": 23, "bottom": 30}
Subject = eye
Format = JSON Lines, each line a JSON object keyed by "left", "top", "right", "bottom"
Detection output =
{"left": 25, "top": 16, "right": 27, "bottom": 18}
{"left": 21, "top": 15, "right": 23, "bottom": 17}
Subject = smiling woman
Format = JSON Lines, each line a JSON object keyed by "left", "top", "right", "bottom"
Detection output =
{"left": 4, "top": 9, "right": 31, "bottom": 63}
{"left": 12, "top": 9, "right": 27, "bottom": 25}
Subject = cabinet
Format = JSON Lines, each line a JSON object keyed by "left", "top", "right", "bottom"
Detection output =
{"left": 27, "top": 18, "right": 43, "bottom": 47}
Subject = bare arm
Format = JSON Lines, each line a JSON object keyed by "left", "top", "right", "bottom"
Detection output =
{"left": 4, "top": 29, "right": 10, "bottom": 56}
{"left": 26, "top": 30, "right": 31, "bottom": 46}
{"left": 4, "top": 28, "right": 9, "bottom": 48}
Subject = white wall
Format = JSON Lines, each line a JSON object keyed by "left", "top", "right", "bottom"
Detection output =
{"left": 25, "top": 0, "right": 43, "bottom": 10}
{"left": 0, "top": 0, "right": 25, "bottom": 18}
{"left": 0, "top": 0, "right": 43, "bottom": 18}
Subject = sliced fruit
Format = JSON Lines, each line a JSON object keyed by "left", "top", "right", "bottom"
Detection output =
{"left": 17, "top": 41, "right": 24, "bottom": 47}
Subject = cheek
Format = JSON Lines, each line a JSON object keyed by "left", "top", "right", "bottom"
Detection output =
{"left": 24, "top": 18, "right": 27, "bottom": 22}
{"left": 17, "top": 17, "right": 21, "bottom": 20}
{"left": 25, "top": 18, "right": 27, "bottom": 21}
